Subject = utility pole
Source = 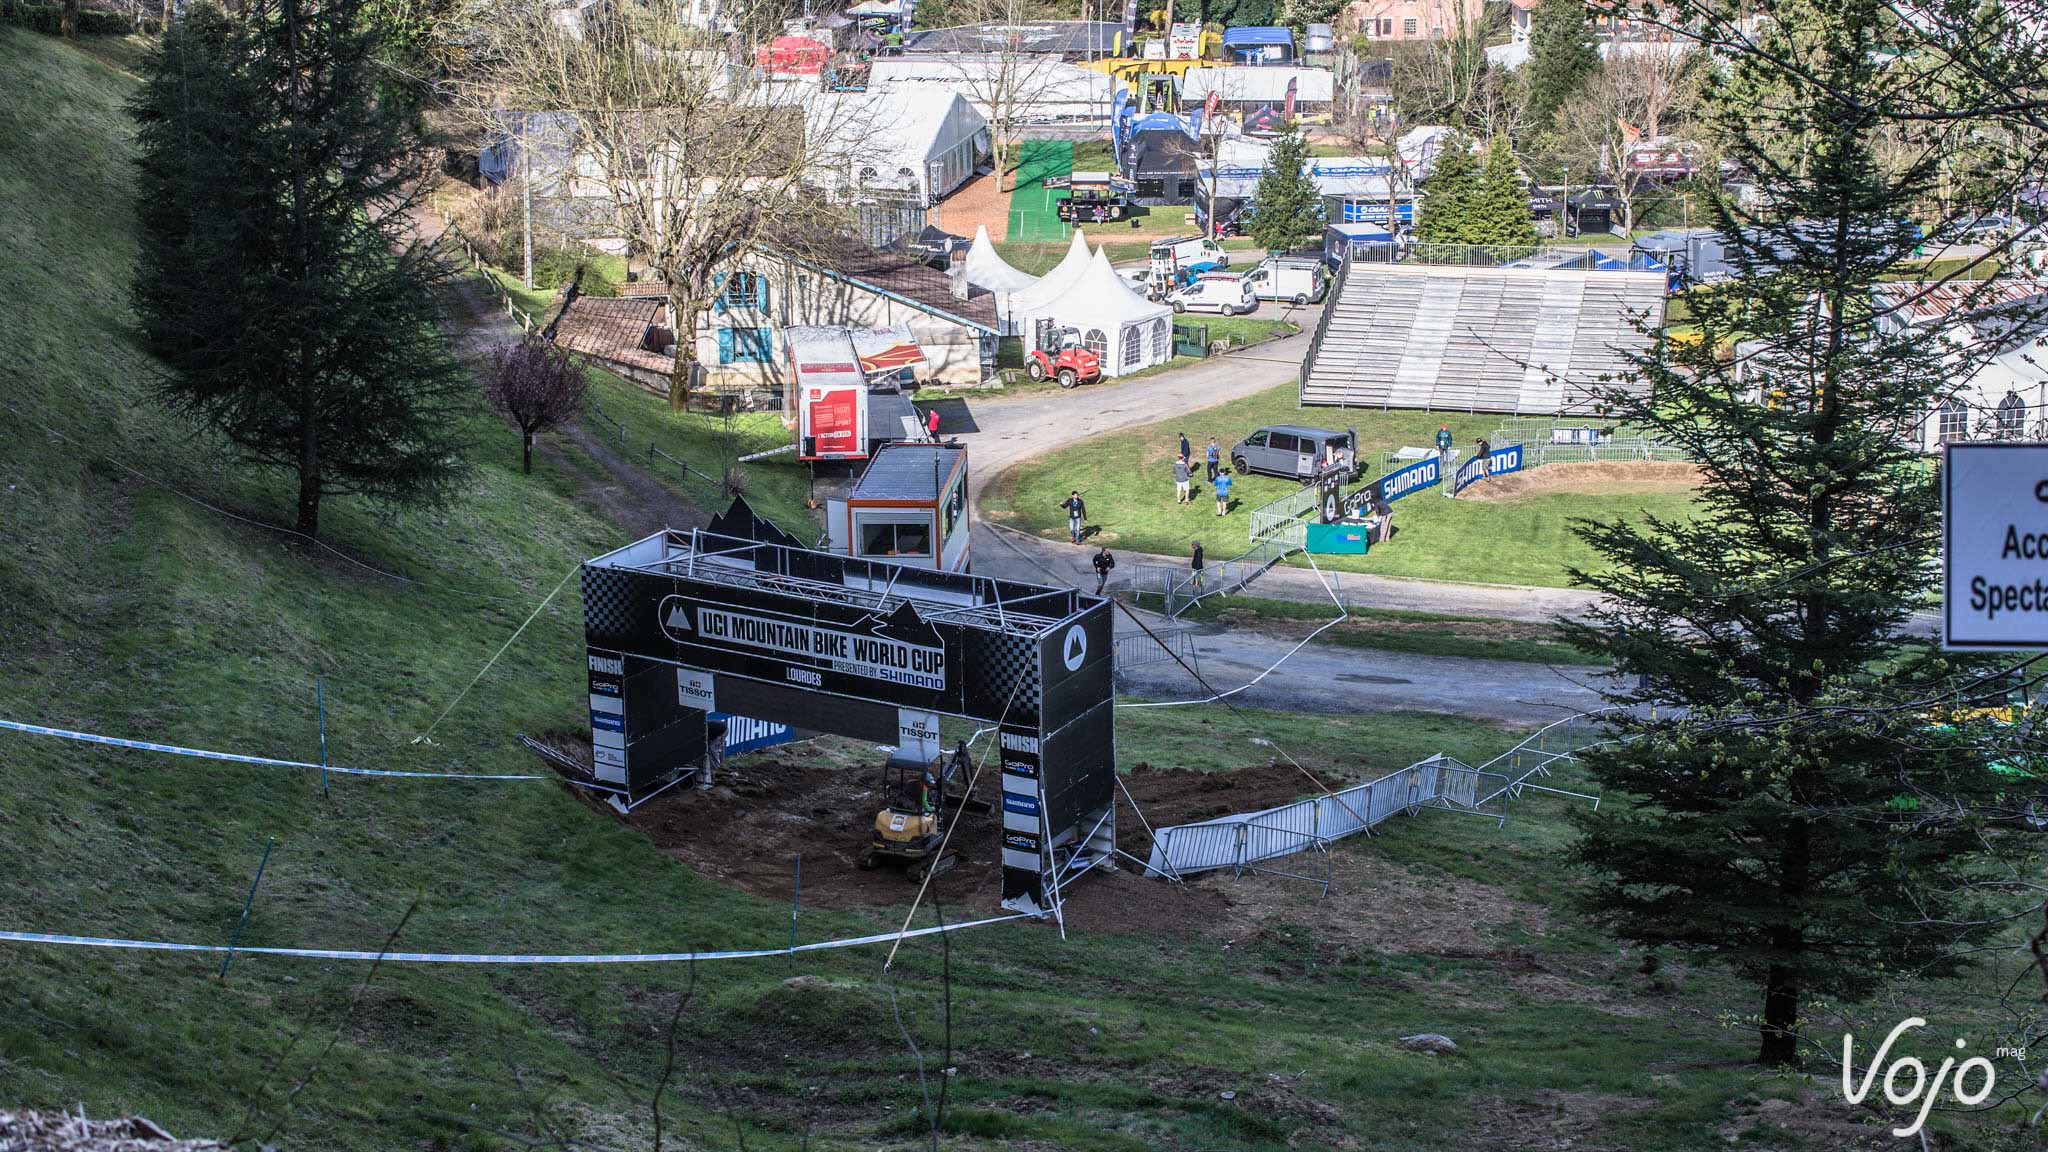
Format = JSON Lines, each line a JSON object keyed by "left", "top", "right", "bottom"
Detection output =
{"left": 521, "top": 117, "right": 535, "bottom": 291}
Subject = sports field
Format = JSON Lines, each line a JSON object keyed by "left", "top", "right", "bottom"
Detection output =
{"left": 1004, "top": 139, "right": 1073, "bottom": 243}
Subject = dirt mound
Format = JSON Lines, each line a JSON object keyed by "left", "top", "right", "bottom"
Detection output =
{"left": 1458, "top": 461, "right": 1700, "bottom": 503}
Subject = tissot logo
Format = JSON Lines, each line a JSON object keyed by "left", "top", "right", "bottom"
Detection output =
{"left": 1062, "top": 624, "right": 1087, "bottom": 672}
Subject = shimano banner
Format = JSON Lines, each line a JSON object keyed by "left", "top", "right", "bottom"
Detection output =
{"left": 1452, "top": 443, "right": 1525, "bottom": 495}
{"left": 1372, "top": 456, "right": 1441, "bottom": 503}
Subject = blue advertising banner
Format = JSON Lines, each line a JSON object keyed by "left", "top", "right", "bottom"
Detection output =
{"left": 710, "top": 712, "right": 797, "bottom": 757}
{"left": 1452, "top": 444, "right": 1525, "bottom": 495}
{"left": 1373, "top": 455, "right": 1440, "bottom": 503}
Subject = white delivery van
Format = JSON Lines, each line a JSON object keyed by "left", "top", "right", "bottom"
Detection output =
{"left": 1242, "top": 257, "right": 1327, "bottom": 305}
{"left": 1166, "top": 272, "right": 1258, "bottom": 316}
{"left": 1148, "top": 235, "right": 1232, "bottom": 276}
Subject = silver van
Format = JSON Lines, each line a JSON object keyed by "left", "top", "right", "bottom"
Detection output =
{"left": 1230, "top": 425, "right": 1359, "bottom": 482}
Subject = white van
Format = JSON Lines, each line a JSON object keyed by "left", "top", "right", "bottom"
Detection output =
{"left": 1167, "top": 273, "right": 1258, "bottom": 316}
{"left": 1149, "top": 235, "right": 1232, "bottom": 275}
{"left": 1242, "top": 257, "right": 1327, "bottom": 305}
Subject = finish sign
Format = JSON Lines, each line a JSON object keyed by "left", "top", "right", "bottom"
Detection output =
{"left": 1944, "top": 442, "right": 2048, "bottom": 649}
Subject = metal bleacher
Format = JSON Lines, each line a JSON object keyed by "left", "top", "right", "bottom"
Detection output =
{"left": 1300, "top": 256, "right": 1667, "bottom": 415}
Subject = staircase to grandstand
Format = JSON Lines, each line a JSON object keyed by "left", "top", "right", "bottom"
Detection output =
{"left": 1299, "top": 249, "right": 1668, "bottom": 414}
{"left": 1142, "top": 709, "right": 1613, "bottom": 888}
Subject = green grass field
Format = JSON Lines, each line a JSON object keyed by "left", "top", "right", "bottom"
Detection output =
{"left": 1004, "top": 139, "right": 1072, "bottom": 243}
{"left": 982, "top": 384, "right": 1705, "bottom": 588}
{"left": 5, "top": 29, "right": 2040, "bottom": 1150}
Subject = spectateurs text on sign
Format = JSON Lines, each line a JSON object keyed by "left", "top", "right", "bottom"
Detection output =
{"left": 1971, "top": 525, "right": 2048, "bottom": 620}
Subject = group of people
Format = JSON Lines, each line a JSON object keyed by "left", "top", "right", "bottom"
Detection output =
{"left": 1171, "top": 432, "right": 1233, "bottom": 517}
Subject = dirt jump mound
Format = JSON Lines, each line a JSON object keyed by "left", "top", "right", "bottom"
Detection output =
{"left": 1460, "top": 461, "right": 1700, "bottom": 503}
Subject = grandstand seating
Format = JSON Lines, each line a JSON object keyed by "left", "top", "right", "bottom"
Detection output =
{"left": 1299, "top": 261, "right": 1666, "bottom": 414}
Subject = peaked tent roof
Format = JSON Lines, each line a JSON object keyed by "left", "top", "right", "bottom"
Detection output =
{"left": 1059, "top": 248, "right": 1173, "bottom": 328}
{"left": 962, "top": 225, "right": 1038, "bottom": 294}
{"left": 1007, "top": 228, "right": 1096, "bottom": 313}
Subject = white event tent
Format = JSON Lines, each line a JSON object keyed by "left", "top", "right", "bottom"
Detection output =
{"left": 959, "top": 225, "right": 1038, "bottom": 333}
{"left": 1053, "top": 249, "right": 1174, "bottom": 377}
{"left": 1008, "top": 229, "right": 1096, "bottom": 351}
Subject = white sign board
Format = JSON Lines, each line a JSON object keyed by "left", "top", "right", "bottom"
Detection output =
{"left": 1944, "top": 442, "right": 2048, "bottom": 649}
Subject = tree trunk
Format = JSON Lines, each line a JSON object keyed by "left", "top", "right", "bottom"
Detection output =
{"left": 295, "top": 468, "right": 321, "bottom": 537}
{"left": 668, "top": 294, "right": 698, "bottom": 411}
{"left": 161, "top": 0, "right": 171, "bottom": 33}
{"left": 60, "top": 0, "right": 78, "bottom": 39}
{"left": 522, "top": 429, "right": 533, "bottom": 474}
{"left": 1759, "top": 963, "right": 1800, "bottom": 1065}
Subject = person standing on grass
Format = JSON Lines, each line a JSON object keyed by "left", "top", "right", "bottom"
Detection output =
{"left": 1436, "top": 423, "right": 1455, "bottom": 498}
{"left": 1213, "top": 467, "right": 1233, "bottom": 517}
{"left": 1178, "top": 431, "right": 1191, "bottom": 465}
{"left": 1190, "top": 540, "right": 1205, "bottom": 592}
{"left": 1205, "top": 436, "right": 1221, "bottom": 481}
{"left": 1060, "top": 489, "right": 1087, "bottom": 544}
{"left": 1092, "top": 545, "right": 1115, "bottom": 595}
{"left": 1173, "top": 454, "right": 1191, "bottom": 505}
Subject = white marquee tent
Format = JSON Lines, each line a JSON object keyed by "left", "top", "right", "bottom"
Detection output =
{"left": 959, "top": 225, "right": 1037, "bottom": 333}
{"left": 1029, "top": 248, "right": 1174, "bottom": 378}
{"left": 1007, "top": 228, "right": 1096, "bottom": 344}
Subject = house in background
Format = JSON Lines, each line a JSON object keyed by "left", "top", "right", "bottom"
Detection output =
{"left": 1343, "top": 0, "right": 1486, "bottom": 42}
{"left": 694, "top": 236, "right": 1001, "bottom": 398}
{"left": 1868, "top": 280, "right": 2048, "bottom": 452}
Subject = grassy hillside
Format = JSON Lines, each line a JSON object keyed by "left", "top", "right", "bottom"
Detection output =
{"left": 4, "top": 28, "right": 2037, "bottom": 1152}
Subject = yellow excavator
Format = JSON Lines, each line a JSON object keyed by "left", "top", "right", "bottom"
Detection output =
{"left": 860, "top": 741, "right": 985, "bottom": 881}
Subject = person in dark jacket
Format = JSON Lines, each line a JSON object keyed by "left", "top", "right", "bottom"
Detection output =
{"left": 1436, "top": 423, "right": 1455, "bottom": 498}
{"left": 1205, "top": 436, "right": 1222, "bottom": 481}
{"left": 1178, "top": 431, "right": 1191, "bottom": 464}
{"left": 1060, "top": 490, "right": 1086, "bottom": 544}
{"left": 1190, "top": 540, "right": 1205, "bottom": 592}
{"left": 1092, "top": 546, "right": 1115, "bottom": 594}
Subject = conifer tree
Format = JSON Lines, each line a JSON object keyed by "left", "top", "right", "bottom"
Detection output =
{"left": 132, "top": 0, "right": 469, "bottom": 537}
{"left": 1475, "top": 136, "right": 1538, "bottom": 248}
{"left": 1248, "top": 130, "right": 1323, "bottom": 253}
{"left": 1414, "top": 135, "right": 1480, "bottom": 244}
{"left": 1524, "top": 0, "right": 1598, "bottom": 129}
{"left": 1562, "top": 0, "right": 2033, "bottom": 1067}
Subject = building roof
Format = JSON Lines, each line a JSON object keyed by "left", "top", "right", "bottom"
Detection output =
{"left": 1874, "top": 279, "right": 2048, "bottom": 325}
{"left": 1221, "top": 25, "right": 1293, "bottom": 46}
{"left": 852, "top": 442, "right": 967, "bottom": 501}
{"left": 1124, "top": 128, "right": 1203, "bottom": 179}
{"left": 1180, "top": 65, "right": 1333, "bottom": 103}
{"left": 902, "top": 20, "right": 1123, "bottom": 54}
{"left": 772, "top": 235, "right": 1001, "bottom": 333}
{"left": 551, "top": 295, "right": 674, "bottom": 375}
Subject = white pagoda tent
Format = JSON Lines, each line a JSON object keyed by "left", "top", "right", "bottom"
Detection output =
{"left": 958, "top": 224, "right": 1038, "bottom": 334}
{"left": 1008, "top": 229, "right": 1098, "bottom": 353}
{"left": 1036, "top": 249, "right": 1175, "bottom": 378}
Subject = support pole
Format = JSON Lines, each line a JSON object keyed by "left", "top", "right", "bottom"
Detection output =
{"left": 788, "top": 854, "right": 802, "bottom": 956}
{"left": 316, "top": 676, "right": 328, "bottom": 798}
{"left": 219, "top": 838, "right": 275, "bottom": 982}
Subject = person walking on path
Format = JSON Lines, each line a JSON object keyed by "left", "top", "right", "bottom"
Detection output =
{"left": 926, "top": 407, "right": 942, "bottom": 439}
{"left": 1060, "top": 490, "right": 1087, "bottom": 544}
{"left": 1190, "top": 540, "right": 1205, "bottom": 593}
{"left": 1213, "top": 467, "right": 1233, "bottom": 516}
{"left": 1436, "top": 423, "right": 1456, "bottom": 498}
{"left": 1091, "top": 545, "right": 1115, "bottom": 595}
{"left": 1178, "top": 431, "right": 1191, "bottom": 465}
{"left": 1173, "top": 455, "right": 1191, "bottom": 505}
{"left": 1205, "top": 436, "right": 1221, "bottom": 481}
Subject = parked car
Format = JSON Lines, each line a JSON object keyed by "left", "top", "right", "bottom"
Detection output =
{"left": 1241, "top": 257, "right": 1327, "bottom": 305}
{"left": 1230, "top": 425, "right": 1359, "bottom": 482}
{"left": 1960, "top": 212, "right": 2019, "bottom": 242}
{"left": 1167, "top": 273, "right": 1257, "bottom": 316}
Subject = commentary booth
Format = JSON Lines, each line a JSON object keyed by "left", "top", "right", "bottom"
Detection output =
{"left": 581, "top": 502, "right": 1116, "bottom": 913}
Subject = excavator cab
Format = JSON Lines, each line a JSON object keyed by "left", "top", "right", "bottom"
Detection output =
{"left": 861, "top": 741, "right": 979, "bottom": 881}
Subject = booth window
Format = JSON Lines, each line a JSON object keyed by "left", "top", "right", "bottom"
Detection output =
{"left": 1937, "top": 397, "right": 1970, "bottom": 442}
{"left": 1150, "top": 317, "right": 1169, "bottom": 360}
{"left": 859, "top": 519, "right": 932, "bottom": 558}
{"left": 1083, "top": 328, "right": 1108, "bottom": 359}
{"left": 943, "top": 480, "right": 965, "bottom": 537}
{"left": 718, "top": 327, "right": 773, "bottom": 364}
{"left": 1120, "top": 323, "right": 1143, "bottom": 370}
{"left": 1997, "top": 391, "right": 2027, "bottom": 437}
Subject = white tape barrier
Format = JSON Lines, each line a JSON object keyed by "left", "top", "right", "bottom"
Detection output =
{"left": 0, "top": 718, "right": 548, "bottom": 781}
{"left": 0, "top": 912, "right": 1033, "bottom": 965}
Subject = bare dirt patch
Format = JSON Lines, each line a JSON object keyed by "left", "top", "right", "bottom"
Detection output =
{"left": 1459, "top": 461, "right": 1700, "bottom": 504}
{"left": 1467, "top": 1091, "right": 1656, "bottom": 1151}
{"left": 1210, "top": 849, "right": 1554, "bottom": 960}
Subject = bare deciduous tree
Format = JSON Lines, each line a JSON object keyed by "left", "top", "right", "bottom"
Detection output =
{"left": 925, "top": 0, "right": 1074, "bottom": 191}
{"left": 486, "top": 336, "right": 588, "bottom": 473}
{"left": 465, "top": 0, "right": 873, "bottom": 409}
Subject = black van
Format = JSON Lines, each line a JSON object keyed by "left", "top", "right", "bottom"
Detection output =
{"left": 1229, "top": 425, "right": 1359, "bottom": 482}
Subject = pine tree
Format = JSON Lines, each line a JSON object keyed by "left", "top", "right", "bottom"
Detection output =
{"left": 132, "top": 0, "right": 470, "bottom": 537}
{"left": 1475, "top": 136, "right": 1538, "bottom": 248}
{"left": 1524, "top": 0, "right": 1597, "bottom": 129}
{"left": 1248, "top": 130, "right": 1323, "bottom": 253}
{"left": 1414, "top": 135, "right": 1480, "bottom": 244}
{"left": 1563, "top": 0, "right": 2029, "bottom": 1067}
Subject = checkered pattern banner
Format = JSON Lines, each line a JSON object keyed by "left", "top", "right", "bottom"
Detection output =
{"left": 582, "top": 566, "right": 638, "bottom": 648}
{"left": 964, "top": 629, "right": 1040, "bottom": 725}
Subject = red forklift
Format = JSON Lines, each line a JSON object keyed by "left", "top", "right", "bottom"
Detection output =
{"left": 1024, "top": 322, "right": 1103, "bottom": 389}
